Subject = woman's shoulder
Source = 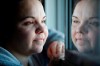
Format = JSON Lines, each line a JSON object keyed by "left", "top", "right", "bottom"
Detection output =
{"left": 0, "top": 47, "right": 22, "bottom": 66}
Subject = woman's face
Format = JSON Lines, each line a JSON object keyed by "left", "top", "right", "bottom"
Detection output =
{"left": 71, "top": 1, "right": 100, "bottom": 54}
{"left": 11, "top": 1, "right": 48, "bottom": 55}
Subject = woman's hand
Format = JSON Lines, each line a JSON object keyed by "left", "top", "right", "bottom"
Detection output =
{"left": 47, "top": 41, "right": 65, "bottom": 60}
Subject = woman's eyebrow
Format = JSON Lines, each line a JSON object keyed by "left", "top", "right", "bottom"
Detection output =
{"left": 19, "top": 16, "right": 46, "bottom": 21}
{"left": 19, "top": 16, "right": 35, "bottom": 21}
{"left": 43, "top": 16, "right": 46, "bottom": 19}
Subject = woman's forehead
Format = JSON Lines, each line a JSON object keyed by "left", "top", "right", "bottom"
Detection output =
{"left": 17, "top": 0, "right": 45, "bottom": 20}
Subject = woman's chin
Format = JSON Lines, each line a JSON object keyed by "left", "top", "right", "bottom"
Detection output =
{"left": 33, "top": 46, "right": 43, "bottom": 53}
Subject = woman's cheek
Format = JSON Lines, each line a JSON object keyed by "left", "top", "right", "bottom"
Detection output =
{"left": 44, "top": 26, "right": 48, "bottom": 39}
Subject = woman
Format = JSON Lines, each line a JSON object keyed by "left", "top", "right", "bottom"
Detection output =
{"left": 0, "top": 0, "right": 65, "bottom": 66}
{"left": 0, "top": 0, "right": 48, "bottom": 66}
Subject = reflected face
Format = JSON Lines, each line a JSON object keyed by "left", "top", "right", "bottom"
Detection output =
{"left": 71, "top": 0, "right": 100, "bottom": 54}
{"left": 11, "top": 0, "right": 48, "bottom": 55}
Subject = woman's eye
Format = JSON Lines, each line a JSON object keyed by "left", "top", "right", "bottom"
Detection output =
{"left": 42, "top": 20, "right": 46, "bottom": 23}
{"left": 23, "top": 21, "right": 33, "bottom": 26}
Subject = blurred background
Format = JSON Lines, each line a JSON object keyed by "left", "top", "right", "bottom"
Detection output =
{"left": 40, "top": 0, "right": 79, "bottom": 50}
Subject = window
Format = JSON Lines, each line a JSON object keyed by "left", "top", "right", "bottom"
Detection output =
{"left": 44, "top": 0, "right": 75, "bottom": 50}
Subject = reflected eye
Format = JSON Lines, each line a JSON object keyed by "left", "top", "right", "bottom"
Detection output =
{"left": 72, "top": 20, "right": 80, "bottom": 24}
{"left": 89, "top": 22, "right": 100, "bottom": 27}
{"left": 89, "top": 19, "right": 100, "bottom": 27}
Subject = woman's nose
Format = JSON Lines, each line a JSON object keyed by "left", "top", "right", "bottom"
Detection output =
{"left": 35, "top": 24, "right": 44, "bottom": 34}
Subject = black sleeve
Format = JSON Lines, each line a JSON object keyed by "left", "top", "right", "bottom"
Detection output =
{"left": 48, "top": 50, "right": 100, "bottom": 66}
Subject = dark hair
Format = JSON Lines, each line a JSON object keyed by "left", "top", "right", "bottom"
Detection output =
{"left": 72, "top": 0, "right": 81, "bottom": 14}
{"left": 0, "top": 0, "right": 22, "bottom": 45}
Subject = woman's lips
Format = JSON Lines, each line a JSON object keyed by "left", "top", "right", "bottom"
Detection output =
{"left": 34, "top": 38, "right": 44, "bottom": 41}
